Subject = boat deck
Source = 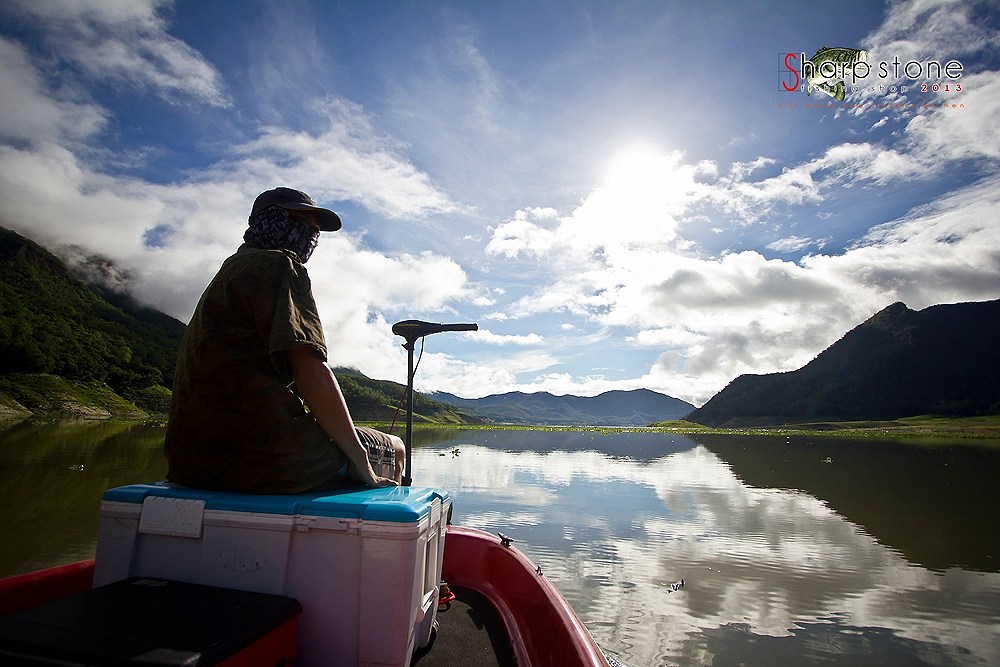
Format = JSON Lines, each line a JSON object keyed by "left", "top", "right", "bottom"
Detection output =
{"left": 412, "top": 585, "right": 515, "bottom": 667}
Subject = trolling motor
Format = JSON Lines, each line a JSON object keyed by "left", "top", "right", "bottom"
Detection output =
{"left": 392, "top": 320, "right": 478, "bottom": 486}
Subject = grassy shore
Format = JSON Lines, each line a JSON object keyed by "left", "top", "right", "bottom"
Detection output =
{"left": 4, "top": 372, "right": 998, "bottom": 446}
{"left": 649, "top": 414, "right": 1000, "bottom": 442}
{"left": 361, "top": 414, "right": 1000, "bottom": 447}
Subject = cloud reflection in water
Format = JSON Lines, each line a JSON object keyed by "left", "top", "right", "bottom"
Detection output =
{"left": 410, "top": 430, "right": 1000, "bottom": 666}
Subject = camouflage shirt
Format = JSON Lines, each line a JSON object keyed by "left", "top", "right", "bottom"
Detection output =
{"left": 164, "top": 244, "right": 346, "bottom": 493}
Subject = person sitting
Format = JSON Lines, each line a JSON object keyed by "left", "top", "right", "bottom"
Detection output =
{"left": 164, "top": 187, "right": 404, "bottom": 493}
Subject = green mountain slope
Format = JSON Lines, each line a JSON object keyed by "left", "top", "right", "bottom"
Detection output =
{"left": 687, "top": 300, "right": 1000, "bottom": 427}
{"left": 332, "top": 367, "right": 478, "bottom": 424}
{"left": 0, "top": 227, "right": 476, "bottom": 422}
{"left": 0, "top": 227, "right": 185, "bottom": 415}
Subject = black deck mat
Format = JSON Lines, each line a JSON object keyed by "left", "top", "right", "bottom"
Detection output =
{"left": 412, "top": 585, "right": 515, "bottom": 667}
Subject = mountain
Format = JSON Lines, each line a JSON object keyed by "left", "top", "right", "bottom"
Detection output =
{"left": 430, "top": 388, "right": 694, "bottom": 426}
{"left": 687, "top": 300, "right": 1000, "bottom": 427}
{"left": 0, "top": 227, "right": 186, "bottom": 415}
{"left": 0, "top": 227, "right": 477, "bottom": 422}
{"left": 331, "top": 367, "right": 479, "bottom": 424}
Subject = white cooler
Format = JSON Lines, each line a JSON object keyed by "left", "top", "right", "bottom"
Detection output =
{"left": 94, "top": 482, "right": 451, "bottom": 667}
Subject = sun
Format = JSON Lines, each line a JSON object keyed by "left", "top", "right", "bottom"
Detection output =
{"left": 603, "top": 143, "right": 670, "bottom": 191}
{"left": 591, "top": 143, "right": 699, "bottom": 237}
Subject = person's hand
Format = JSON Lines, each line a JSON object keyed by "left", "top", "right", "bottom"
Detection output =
{"left": 368, "top": 475, "right": 399, "bottom": 488}
{"left": 358, "top": 466, "right": 398, "bottom": 488}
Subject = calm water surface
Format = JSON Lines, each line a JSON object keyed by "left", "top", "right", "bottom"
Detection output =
{"left": 2, "top": 420, "right": 999, "bottom": 666}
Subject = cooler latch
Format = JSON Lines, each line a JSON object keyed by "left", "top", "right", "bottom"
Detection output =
{"left": 138, "top": 496, "right": 206, "bottom": 538}
{"left": 294, "top": 516, "right": 360, "bottom": 534}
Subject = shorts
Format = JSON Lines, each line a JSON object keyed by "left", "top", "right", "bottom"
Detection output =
{"left": 355, "top": 426, "right": 397, "bottom": 480}
{"left": 308, "top": 426, "right": 398, "bottom": 491}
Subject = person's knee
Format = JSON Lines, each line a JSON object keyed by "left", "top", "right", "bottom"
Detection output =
{"left": 389, "top": 434, "right": 405, "bottom": 482}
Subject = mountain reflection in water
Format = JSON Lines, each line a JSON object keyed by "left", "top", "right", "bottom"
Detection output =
{"left": 411, "top": 428, "right": 1000, "bottom": 667}
{"left": 2, "top": 422, "right": 998, "bottom": 666}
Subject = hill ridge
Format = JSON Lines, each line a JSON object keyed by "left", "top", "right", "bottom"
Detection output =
{"left": 687, "top": 299, "right": 1000, "bottom": 427}
{"left": 0, "top": 228, "right": 687, "bottom": 425}
{"left": 431, "top": 387, "right": 694, "bottom": 426}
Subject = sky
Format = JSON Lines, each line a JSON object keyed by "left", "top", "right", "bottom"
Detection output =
{"left": 1, "top": 0, "right": 998, "bottom": 407}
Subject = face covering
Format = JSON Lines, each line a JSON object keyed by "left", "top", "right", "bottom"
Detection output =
{"left": 244, "top": 205, "right": 320, "bottom": 263}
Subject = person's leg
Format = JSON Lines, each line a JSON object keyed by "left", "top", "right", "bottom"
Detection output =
{"left": 355, "top": 426, "right": 405, "bottom": 484}
{"left": 393, "top": 437, "right": 404, "bottom": 484}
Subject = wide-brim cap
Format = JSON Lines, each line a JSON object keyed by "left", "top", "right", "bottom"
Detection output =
{"left": 251, "top": 187, "right": 342, "bottom": 231}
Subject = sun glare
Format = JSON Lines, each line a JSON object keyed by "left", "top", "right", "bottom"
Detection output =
{"left": 604, "top": 144, "right": 666, "bottom": 191}
{"left": 581, "top": 144, "right": 699, "bottom": 248}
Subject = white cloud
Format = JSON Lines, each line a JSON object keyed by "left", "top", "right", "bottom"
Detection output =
{"left": 728, "top": 157, "right": 776, "bottom": 180}
{"left": 215, "top": 231, "right": 472, "bottom": 385}
{"left": 471, "top": 329, "right": 545, "bottom": 346}
{"left": 504, "top": 372, "right": 634, "bottom": 398}
{"left": 486, "top": 149, "right": 717, "bottom": 265}
{"left": 862, "top": 0, "right": 1000, "bottom": 77}
{"left": 1, "top": 0, "right": 997, "bottom": 410}
{"left": 813, "top": 142, "right": 927, "bottom": 184}
{"left": 0, "top": 38, "right": 107, "bottom": 144}
{"left": 250, "top": 0, "right": 1000, "bottom": 409}
{"left": 0, "top": 41, "right": 465, "bottom": 330}
{"left": 851, "top": 0, "right": 1000, "bottom": 167}
{"left": 230, "top": 99, "right": 461, "bottom": 220}
{"left": 766, "top": 236, "right": 826, "bottom": 253}
{"left": 3, "top": 0, "right": 230, "bottom": 107}
{"left": 481, "top": 152, "right": 1000, "bottom": 404}
{"left": 902, "top": 70, "right": 1000, "bottom": 162}
{"left": 804, "top": 174, "right": 1000, "bottom": 309}
{"left": 709, "top": 142, "right": 930, "bottom": 227}
{"left": 628, "top": 327, "right": 706, "bottom": 348}
{"left": 486, "top": 208, "right": 559, "bottom": 258}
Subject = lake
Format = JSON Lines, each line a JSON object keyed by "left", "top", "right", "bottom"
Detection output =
{"left": 2, "top": 420, "right": 999, "bottom": 666}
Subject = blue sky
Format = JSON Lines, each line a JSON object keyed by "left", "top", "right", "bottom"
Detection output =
{"left": 1, "top": 0, "right": 998, "bottom": 405}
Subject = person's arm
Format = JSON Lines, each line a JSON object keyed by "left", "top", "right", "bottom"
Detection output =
{"left": 286, "top": 345, "right": 397, "bottom": 487}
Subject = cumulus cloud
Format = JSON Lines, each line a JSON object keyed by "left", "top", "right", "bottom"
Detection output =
{"left": 472, "top": 1, "right": 1000, "bottom": 404}
{"left": 472, "top": 329, "right": 545, "bottom": 346}
{"left": 485, "top": 207, "right": 559, "bottom": 258}
{"left": 0, "top": 13, "right": 466, "bottom": 360}
{"left": 850, "top": 0, "right": 1000, "bottom": 167}
{"left": 229, "top": 99, "right": 461, "bottom": 220}
{"left": 766, "top": 236, "right": 825, "bottom": 253}
{"left": 805, "top": 175, "right": 1000, "bottom": 308}
{"left": 0, "top": 0, "right": 997, "bottom": 407}
{"left": 0, "top": 38, "right": 108, "bottom": 144}
{"left": 2, "top": 0, "right": 230, "bottom": 107}
{"left": 483, "top": 144, "right": 1000, "bottom": 404}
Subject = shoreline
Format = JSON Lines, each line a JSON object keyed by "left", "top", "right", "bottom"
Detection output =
{"left": 364, "top": 416, "right": 1000, "bottom": 447}
{"left": 5, "top": 413, "right": 998, "bottom": 447}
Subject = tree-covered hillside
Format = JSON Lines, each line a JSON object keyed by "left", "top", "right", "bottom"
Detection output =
{"left": 0, "top": 227, "right": 478, "bottom": 422}
{"left": 333, "top": 368, "right": 477, "bottom": 424}
{"left": 0, "top": 227, "right": 185, "bottom": 412}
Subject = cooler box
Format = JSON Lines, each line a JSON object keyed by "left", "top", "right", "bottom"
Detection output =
{"left": 94, "top": 483, "right": 451, "bottom": 667}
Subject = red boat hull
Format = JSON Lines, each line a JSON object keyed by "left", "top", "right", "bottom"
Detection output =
{"left": 441, "top": 525, "right": 609, "bottom": 666}
{"left": 0, "top": 559, "right": 94, "bottom": 617}
{"left": 0, "top": 526, "right": 608, "bottom": 667}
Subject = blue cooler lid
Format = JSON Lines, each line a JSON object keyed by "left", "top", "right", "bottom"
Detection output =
{"left": 102, "top": 483, "right": 449, "bottom": 523}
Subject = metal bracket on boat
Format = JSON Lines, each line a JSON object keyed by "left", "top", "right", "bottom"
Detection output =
{"left": 497, "top": 532, "right": 514, "bottom": 548}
